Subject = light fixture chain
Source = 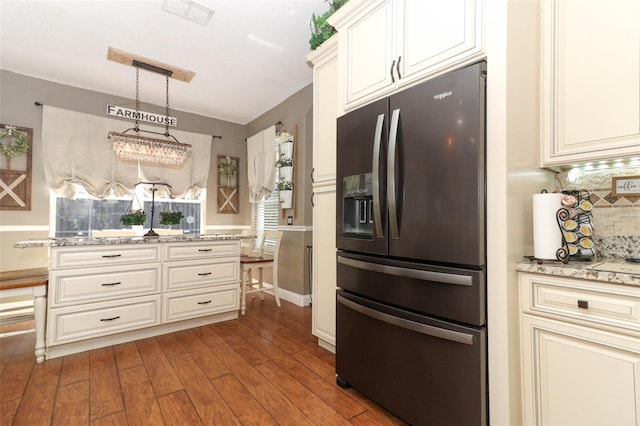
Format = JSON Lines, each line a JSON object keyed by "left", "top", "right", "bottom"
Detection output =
{"left": 134, "top": 66, "right": 140, "bottom": 131}
{"left": 165, "top": 75, "right": 170, "bottom": 137}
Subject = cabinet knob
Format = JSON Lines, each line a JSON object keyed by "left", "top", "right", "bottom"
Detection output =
{"left": 577, "top": 299, "right": 589, "bottom": 309}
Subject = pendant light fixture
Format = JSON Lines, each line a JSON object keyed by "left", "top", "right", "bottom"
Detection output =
{"left": 109, "top": 60, "right": 191, "bottom": 166}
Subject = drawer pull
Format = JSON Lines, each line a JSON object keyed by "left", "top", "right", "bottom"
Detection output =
{"left": 197, "top": 300, "right": 212, "bottom": 305}
{"left": 198, "top": 249, "right": 212, "bottom": 252}
{"left": 100, "top": 316, "right": 120, "bottom": 322}
{"left": 101, "top": 281, "right": 122, "bottom": 287}
{"left": 198, "top": 272, "right": 212, "bottom": 276}
{"left": 101, "top": 254, "right": 122, "bottom": 258}
{"left": 577, "top": 299, "right": 589, "bottom": 309}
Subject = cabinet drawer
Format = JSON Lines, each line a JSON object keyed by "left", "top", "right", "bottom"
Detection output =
{"left": 164, "top": 241, "right": 240, "bottom": 260}
{"left": 51, "top": 245, "right": 160, "bottom": 269}
{"left": 50, "top": 265, "right": 161, "bottom": 307}
{"left": 520, "top": 273, "right": 640, "bottom": 335}
{"left": 48, "top": 295, "right": 161, "bottom": 345}
{"left": 162, "top": 284, "right": 239, "bottom": 322}
{"left": 163, "top": 258, "right": 239, "bottom": 291}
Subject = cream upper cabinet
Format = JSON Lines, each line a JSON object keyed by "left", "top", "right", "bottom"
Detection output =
{"left": 307, "top": 36, "right": 338, "bottom": 184}
{"left": 330, "top": 0, "right": 485, "bottom": 112}
{"left": 540, "top": 0, "right": 640, "bottom": 167}
{"left": 519, "top": 273, "right": 640, "bottom": 425}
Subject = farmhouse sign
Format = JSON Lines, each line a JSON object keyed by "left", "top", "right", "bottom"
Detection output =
{"left": 106, "top": 105, "right": 177, "bottom": 127}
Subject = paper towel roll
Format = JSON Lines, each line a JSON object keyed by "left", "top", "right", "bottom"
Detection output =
{"left": 533, "top": 193, "right": 563, "bottom": 260}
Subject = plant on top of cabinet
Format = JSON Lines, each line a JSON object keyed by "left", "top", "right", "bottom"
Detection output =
{"left": 309, "top": 0, "right": 349, "bottom": 50}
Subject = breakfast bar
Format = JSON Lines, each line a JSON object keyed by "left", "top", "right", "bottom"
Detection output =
{"left": 14, "top": 234, "right": 243, "bottom": 360}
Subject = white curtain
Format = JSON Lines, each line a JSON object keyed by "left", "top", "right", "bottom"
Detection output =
{"left": 42, "top": 105, "right": 211, "bottom": 199}
{"left": 246, "top": 125, "right": 276, "bottom": 203}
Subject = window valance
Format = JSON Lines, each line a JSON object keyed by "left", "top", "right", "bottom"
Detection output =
{"left": 42, "top": 105, "right": 211, "bottom": 199}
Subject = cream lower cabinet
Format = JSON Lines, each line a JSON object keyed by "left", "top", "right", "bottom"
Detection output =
{"left": 519, "top": 273, "right": 640, "bottom": 425}
{"left": 540, "top": 0, "right": 640, "bottom": 167}
{"left": 47, "top": 240, "right": 240, "bottom": 358}
{"left": 311, "top": 184, "right": 337, "bottom": 352}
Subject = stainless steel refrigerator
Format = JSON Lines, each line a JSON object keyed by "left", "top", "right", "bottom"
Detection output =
{"left": 336, "top": 61, "right": 487, "bottom": 425}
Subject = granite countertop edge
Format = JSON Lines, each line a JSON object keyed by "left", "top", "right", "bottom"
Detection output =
{"left": 14, "top": 234, "right": 245, "bottom": 248}
{"left": 517, "top": 259, "right": 640, "bottom": 287}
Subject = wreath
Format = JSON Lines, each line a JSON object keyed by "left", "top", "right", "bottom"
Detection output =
{"left": 218, "top": 156, "right": 238, "bottom": 178}
{"left": 0, "top": 125, "right": 29, "bottom": 159}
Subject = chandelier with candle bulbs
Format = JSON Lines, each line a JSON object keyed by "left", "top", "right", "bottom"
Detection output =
{"left": 109, "top": 60, "right": 191, "bottom": 166}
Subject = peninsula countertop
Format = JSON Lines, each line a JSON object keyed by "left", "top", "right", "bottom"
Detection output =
{"left": 14, "top": 233, "right": 244, "bottom": 248}
{"left": 517, "top": 257, "right": 640, "bottom": 287}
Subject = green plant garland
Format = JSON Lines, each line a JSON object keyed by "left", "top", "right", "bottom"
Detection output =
{"left": 218, "top": 157, "right": 238, "bottom": 178}
{"left": 0, "top": 125, "right": 29, "bottom": 159}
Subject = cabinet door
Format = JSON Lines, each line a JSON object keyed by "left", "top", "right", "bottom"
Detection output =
{"left": 312, "top": 185, "right": 337, "bottom": 350}
{"left": 340, "top": 0, "right": 395, "bottom": 108}
{"left": 310, "top": 38, "right": 339, "bottom": 184}
{"left": 521, "top": 314, "right": 640, "bottom": 425}
{"left": 541, "top": 0, "right": 640, "bottom": 166}
{"left": 397, "top": 0, "right": 484, "bottom": 86}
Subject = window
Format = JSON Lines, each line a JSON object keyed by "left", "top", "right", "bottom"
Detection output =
{"left": 52, "top": 185, "right": 204, "bottom": 237}
{"left": 250, "top": 136, "right": 280, "bottom": 243}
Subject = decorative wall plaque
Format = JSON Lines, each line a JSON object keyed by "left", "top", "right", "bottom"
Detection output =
{"left": 217, "top": 155, "right": 239, "bottom": 214}
{"left": 0, "top": 124, "right": 33, "bottom": 210}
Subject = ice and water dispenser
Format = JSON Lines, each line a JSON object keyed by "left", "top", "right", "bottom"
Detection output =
{"left": 342, "top": 173, "right": 374, "bottom": 240}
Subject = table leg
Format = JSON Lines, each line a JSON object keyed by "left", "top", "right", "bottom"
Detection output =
{"left": 32, "top": 286, "right": 47, "bottom": 363}
{"left": 241, "top": 268, "right": 248, "bottom": 315}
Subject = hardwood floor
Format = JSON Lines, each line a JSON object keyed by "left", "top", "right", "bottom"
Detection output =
{"left": 0, "top": 297, "right": 406, "bottom": 425}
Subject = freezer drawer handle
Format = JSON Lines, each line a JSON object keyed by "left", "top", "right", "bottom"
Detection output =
{"left": 372, "top": 114, "right": 385, "bottom": 238}
{"left": 338, "top": 256, "right": 472, "bottom": 286}
{"left": 338, "top": 294, "right": 474, "bottom": 345}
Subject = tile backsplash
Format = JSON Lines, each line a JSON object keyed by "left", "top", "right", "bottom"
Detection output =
{"left": 557, "top": 165, "right": 640, "bottom": 259}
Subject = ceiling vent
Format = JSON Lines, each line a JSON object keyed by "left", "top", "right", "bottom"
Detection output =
{"left": 161, "top": 0, "right": 215, "bottom": 26}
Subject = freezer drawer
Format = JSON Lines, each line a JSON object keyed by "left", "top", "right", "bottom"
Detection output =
{"left": 336, "top": 290, "right": 487, "bottom": 426}
{"left": 337, "top": 252, "right": 485, "bottom": 326}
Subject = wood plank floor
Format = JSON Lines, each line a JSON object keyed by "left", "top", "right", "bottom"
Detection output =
{"left": 0, "top": 297, "right": 406, "bottom": 425}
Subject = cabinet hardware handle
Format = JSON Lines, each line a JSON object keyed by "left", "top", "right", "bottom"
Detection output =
{"left": 577, "top": 300, "right": 589, "bottom": 309}
{"left": 102, "top": 254, "right": 122, "bottom": 258}
{"left": 198, "top": 272, "right": 212, "bottom": 276}
{"left": 390, "top": 59, "right": 396, "bottom": 83}
{"left": 311, "top": 167, "right": 315, "bottom": 183}
{"left": 198, "top": 248, "right": 212, "bottom": 252}
{"left": 311, "top": 193, "right": 315, "bottom": 207}
{"left": 396, "top": 56, "right": 402, "bottom": 79}
{"left": 100, "top": 316, "right": 120, "bottom": 322}
{"left": 197, "top": 300, "right": 212, "bottom": 305}
{"left": 101, "top": 281, "right": 122, "bottom": 286}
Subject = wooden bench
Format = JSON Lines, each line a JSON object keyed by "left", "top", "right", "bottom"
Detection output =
{"left": 0, "top": 267, "right": 48, "bottom": 363}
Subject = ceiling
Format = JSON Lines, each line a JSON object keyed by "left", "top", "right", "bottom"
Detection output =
{"left": 0, "top": 0, "right": 330, "bottom": 124}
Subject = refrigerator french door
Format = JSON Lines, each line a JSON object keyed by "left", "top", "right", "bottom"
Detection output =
{"left": 336, "top": 61, "right": 486, "bottom": 268}
{"left": 335, "top": 61, "right": 488, "bottom": 425}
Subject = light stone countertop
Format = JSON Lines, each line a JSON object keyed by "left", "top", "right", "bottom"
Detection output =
{"left": 14, "top": 233, "right": 244, "bottom": 248}
{"left": 517, "top": 258, "right": 640, "bottom": 287}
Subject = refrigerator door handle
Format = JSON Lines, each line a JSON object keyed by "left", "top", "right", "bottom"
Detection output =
{"left": 372, "top": 113, "right": 385, "bottom": 238}
{"left": 337, "top": 294, "right": 475, "bottom": 346}
{"left": 337, "top": 255, "right": 473, "bottom": 286}
{"left": 388, "top": 108, "right": 400, "bottom": 239}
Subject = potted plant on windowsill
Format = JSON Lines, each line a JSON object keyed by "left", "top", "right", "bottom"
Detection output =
{"left": 159, "top": 211, "right": 183, "bottom": 225}
{"left": 277, "top": 180, "right": 294, "bottom": 209}
{"left": 120, "top": 210, "right": 146, "bottom": 226}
